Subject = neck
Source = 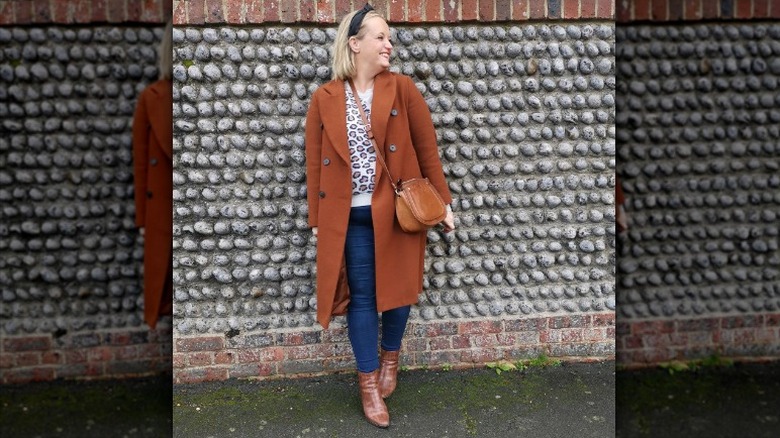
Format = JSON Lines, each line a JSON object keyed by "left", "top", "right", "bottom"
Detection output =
{"left": 351, "top": 68, "right": 377, "bottom": 93}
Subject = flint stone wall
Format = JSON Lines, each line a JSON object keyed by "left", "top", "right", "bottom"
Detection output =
{"left": 171, "top": 23, "right": 617, "bottom": 338}
{"left": 0, "top": 26, "right": 173, "bottom": 383}
{"left": 615, "top": 24, "right": 780, "bottom": 363}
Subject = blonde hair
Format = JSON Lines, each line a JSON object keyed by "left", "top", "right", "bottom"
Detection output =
{"left": 331, "top": 10, "right": 385, "bottom": 80}
{"left": 158, "top": 20, "right": 172, "bottom": 80}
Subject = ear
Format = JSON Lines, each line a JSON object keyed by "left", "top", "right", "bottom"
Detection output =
{"left": 348, "top": 36, "right": 360, "bottom": 54}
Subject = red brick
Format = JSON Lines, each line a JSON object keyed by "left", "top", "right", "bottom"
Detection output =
{"left": 13, "top": 0, "right": 33, "bottom": 24}
{"left": 286, "top": 346, "right": 312, "bottom": 360}
{"left": 772, "top": 0, "right": 780, "bottom": 17}
{"left": 106, "top": 0, "right": 125, "bottom": 22}
{"left": 515, "top": 330, "right": 539, "bottom": 345}
{"left": 4, "top": 336, "right": 51, "bottom": 352}
{"left": 388, "top": 0, "right": 404, "bottom": 21}
{"left": 505, "top": 318, "right": 547, "bottom": 332}
{"left": 427, "top": 337, "right": 450, "bottom": 350}
{"left": 205, "top": 0, "right": 224, "bottom": 22}
{"left": 163, "top": 0, "right": 172, "bottom": 19}
{"left": 246, "top": 0, "right": 263, "bottom": 22}
{"left": 264, "top": 0, "right": 280, "bottom": 21}
{"left": 651, "top": 0, "right": 666, "bottom": 19}
{"left": 138, "top": 344, "right": 161, "bottom": 359}
{"left": 314, "top": 0, "right": 335, "bottom": 21}
{"left": 451, "top": 334, "right": 471, "bottom": 349}
{"left": 462, "top": 0, "right": 478, "bottom": 20}
{"left": 300, "top": 0, "right": 315, "bottom": 21}
{"left": 127, "top": 0, "right": 142, "bottom": 20}
{"left": 177, "top": 367, "right": 229, "bottom": 383}
{"left": 460, "top": 348, "right": 502, "bottom": 363}
{"left": 583, "top": 328, "right": 606, "bottom": 342}
{"left": 139, "top": 0, "right": 158, "bottom": 23}
{"left": 322, "top": 327, "right": 348, "bottom": 344}
{"left": 176, "top": 336, "right": 223, "bottom": 352}
{"left": 187, "top": 0, "right": 205, "bottom": 23}
{"left": 425, "top": 322, "right": 458, "bottom": 337}
{"left": 511, "top": 0, "right": 529, "bottom": 18}
{"left": 88, "top": 347, "right": 113, "bottom": 362}
{"left": 677, "top": 318, "right": 717, "bottom": 332}
{"left": 443, "top": 0, "right": 459, "bottom": 20}
{"left": 735, "top": 0, "right": 752, "bottom": 17}
{"left": 0, "top": 353, "right": 14, "bottom": 368}
{"left": 458, "top": 320, "right": 503, "bottom": 335}
{"left": 580, "top": 0, "right": 596, "bottom": 17}
{"left": 16, "top": 352, "right": 41, "bottom": 367}
{"left": 405, "top": 338, "right": 427, "bottom": 352}
{"left": 371, "top": 0, "right": 389, "bottom": 19}
{"left": 279, "top": 0, "right": 296, "bottom": 21}
{"left": 188, "top": 352, "right": 213, "bottom": 366}
{"left": 633, "top": 0, "right": 649, "bottom": 19}
{"left": 230, "top": 363, "right": 272, "bottom": 378}
{"left": 408, "top": 0, "right": 423, "bottom": 21}
{"left": 173, "top": 353, "right": 186, "bottom": 368}
{"left": 540, "top": 330, "right": 560, "bottom": 343}
{"left": 472, "top": 334, "right": 498, "bottom": 348}
{"left": 683, "top": 0, "right": 701, "bottom": 18}
{"left": 597, "top": 0, "right": 613, "bottom": 18}
{"left": 496, "top": 333, "right": 517, "bottom": 346}
{"left": 702, "top": 0, "right": 718, "bottom": 17}
{"left": 335, "top": 0, "right": 350, "bottom": 20}
{"left": 425, "top": 0, "right": 441, "bottom": 20}
{"left": 632, "top": 320, "right": 675, "bottom": 335}
{"left": 0, "top": 1, "right": 13, "bottom": 25}
{"left": 65, "top": 349, "right": 88, "bottom": 364}
{"left": 52, "top": 0, "right": 71, "bottom": 22}
{"left": 560, "top": 328, "right": 583, "bottom": 343}
{"left": 479, "top": 0, "right": 495, "bottom": 19}
{"left": 5, "top": 367, "right": 56, "bottom": 384}
{"left": 116, "top": 345, "right": 138, "bottom": 361}
{"left": 667, "top": 0, "right": 682, "bottom": 19}
{"left": 766, "top": 314, "right": 780, "bottom": 326}
{"left": 563, "top": 0, "right": 579, "bottom": 18}
{"left": 529, "top": 0, "right": 545, "bottom": 18}
{"left": 592, "top": 314, "right": 614, "bottom": 327}
{"left": 173, "top": 0, "right": 187, "bottom": 24}
{"left": 31, "top": 0, "right": 51, "bottom": 23}
{"left": 623, "top": 335, "right": 643, "bottom": 349}
{"left": 754, "top": 0, "right": 769, "bottom": 16}
{"left": 224, "top": 0, "right": 243, "bottom": 23}
{"left": 215, "top": 351, "right": 234, "bottom": 364}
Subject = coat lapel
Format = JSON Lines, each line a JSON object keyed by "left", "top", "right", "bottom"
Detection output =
{"left": 369, "top": 70, "right": 396, "bottom": 187}
{"left": 146, "top": 80, "right": 173, "bottom": 159}
{"left": 318, "top": 81, "right": 351, "bottom": 164}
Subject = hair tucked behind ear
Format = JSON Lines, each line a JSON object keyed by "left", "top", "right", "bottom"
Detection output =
{"left": 331, "top": 10, "right": 384, "bottom": 80}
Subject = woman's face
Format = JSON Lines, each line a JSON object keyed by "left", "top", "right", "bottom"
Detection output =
{"left": 352, "top": 16, "right": 393, "bottom": 73}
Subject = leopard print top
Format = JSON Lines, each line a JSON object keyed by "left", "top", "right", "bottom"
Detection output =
{"left": 345, "top": 82, "right": 377, "bottom": 203}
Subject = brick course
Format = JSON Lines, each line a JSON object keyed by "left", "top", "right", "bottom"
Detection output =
{"left": 174, "top": 314, "right": 614, "bottom": 383}
{"left": 617, "top": 0, "right": 780, "bottom": 21}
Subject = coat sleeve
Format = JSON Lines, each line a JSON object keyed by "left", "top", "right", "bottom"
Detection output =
{"left": 132, "top": 90, "right": 150, "bottom": 228}
{"left": 404, "top": 75, "right": 453, "bottom": 205}
{"left": 305, "top": 91, "right": 323, "bottom": 228}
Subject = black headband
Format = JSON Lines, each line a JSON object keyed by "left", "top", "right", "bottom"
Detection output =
{"left": 348, "top": 3, "right": 374, "bottom": 37}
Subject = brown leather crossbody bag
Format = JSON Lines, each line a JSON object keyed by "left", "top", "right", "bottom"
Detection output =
{"left": 349, "top": 80, "right": 446, "bottom": 233}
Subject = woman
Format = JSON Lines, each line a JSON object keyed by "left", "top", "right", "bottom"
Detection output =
{"left": 305, "top": 4, "right": 455, "bottom": 428}
{"left": 132, "top": 21, "right": 173, "bottom": 329}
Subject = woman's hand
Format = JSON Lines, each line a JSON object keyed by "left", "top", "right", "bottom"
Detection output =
{"left": 440, "top": 210, "right": 455, "bottom": 233}
{"left": 312, "top": 227, "right": 318, "bottom": 236}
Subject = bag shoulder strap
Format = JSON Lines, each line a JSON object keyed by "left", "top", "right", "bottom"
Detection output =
{"left": 348, "top": 80, "right": 399, "bottom": 194}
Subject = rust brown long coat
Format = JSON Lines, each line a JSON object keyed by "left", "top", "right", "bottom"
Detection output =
{"left": 305, "top": 71, "right": 452, "bottom": 329}
{"left": 132, "top": 79, "right": 173, "bottom": 329}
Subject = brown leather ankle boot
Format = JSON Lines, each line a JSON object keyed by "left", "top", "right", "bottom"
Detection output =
{"left": 378, "top": 349, "right": 400, "bottom": 399}
{"left": 358, "top": 370, "right": 390, "bottom": 428}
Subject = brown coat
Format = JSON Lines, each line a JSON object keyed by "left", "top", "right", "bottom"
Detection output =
{"left": 305, "top": 71, "right": 452, "bottom": 329}
{"left": 132, "top": 79, "right": 173, "bottom": 329}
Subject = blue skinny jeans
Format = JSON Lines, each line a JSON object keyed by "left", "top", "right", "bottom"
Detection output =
{"left": 344, "top": 205, "right": 411, "bottom": 373}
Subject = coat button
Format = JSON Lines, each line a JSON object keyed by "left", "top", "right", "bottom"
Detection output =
{"left": 150, "top": 158, "right": 158, "bottom": 166}
{"left": 389, "top": 144, "right": 397, "bottom": 152}
{"left": 323, "top": 158, "right": 330, "bottom": 166}
{"left": 391, "top": 109, "right": 398, "bottom": 116}
{"left": 146, "top": 191, "right": 153, "bottom": 199}
{"left": 319, "top": 191, "right": 326, "bottom": 198}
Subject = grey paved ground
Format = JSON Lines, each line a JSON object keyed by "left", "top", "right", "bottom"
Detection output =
{"left": 617, "top": 361, "right": 780, "bottom": 438}
{"left": 0, "top": 373, "right": 172, "bottom": 438}
{"left": 172, "top": 361, "right": 615, "bottom": 438}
